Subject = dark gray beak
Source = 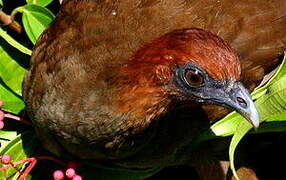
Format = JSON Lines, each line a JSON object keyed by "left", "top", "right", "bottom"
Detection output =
{"left": 210, "top": 81, "right": 260, "bottom": 129}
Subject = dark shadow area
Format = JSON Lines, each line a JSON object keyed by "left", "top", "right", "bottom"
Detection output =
{"left": 233, "top": 130, "right": 286, "bottom": 180}
{"left": 147, "top": 165, "right": 199, "bottom": 180}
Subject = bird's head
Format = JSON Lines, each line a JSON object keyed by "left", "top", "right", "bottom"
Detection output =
{"left": 120, "top": 28, "right": 259, "bottom": 129}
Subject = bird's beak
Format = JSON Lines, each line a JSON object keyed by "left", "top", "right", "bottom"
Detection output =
{"left": 209, "top": 81, "right": 260, "bottom": 129}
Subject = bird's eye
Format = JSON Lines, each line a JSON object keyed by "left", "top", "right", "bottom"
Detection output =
{"left": 184, "top": 69, "right": 204, "bottom": 87}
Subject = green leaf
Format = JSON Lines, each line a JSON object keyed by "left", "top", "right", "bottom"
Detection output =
{"left": 0, "top": 38, "right": 28, "bottom": 96}
{"left": 0, "top": 131, "right": 39, "bottom": 180}
{"left": 0, "top": 83, "right": 25, "bottom": 114}
{"left": 0, "top": 130, "right": 17, "bottom": 152}
{"left": 229, "top": 121, "right": 252, "bottom": 179}
{"left": 0, "top": 28, "right": 32, "bottom": 55}
{"left": 209, "top": 112, "right": 241, "bottom": 137}
{"left": 16, "top": 4, "right": 55, "bottom": 44}
{"left": 0, "top": 35, "right": 27, "bottom": 114}
{"left": 255, "top": 76, "right": 286, "bottom": 121}
{"left": 26, "top": 0, "right": 53, "bottom": 7}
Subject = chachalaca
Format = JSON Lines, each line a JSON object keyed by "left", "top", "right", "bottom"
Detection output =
{"left": 22, "top": 0, "right": 286, "bottom": 179}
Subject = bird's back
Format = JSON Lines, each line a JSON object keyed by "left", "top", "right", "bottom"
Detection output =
{"left": 27, "top": 0, "right": 286, "bottom": 87}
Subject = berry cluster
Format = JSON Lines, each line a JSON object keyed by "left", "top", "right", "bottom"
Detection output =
{"left": 0, "top": 154, "right": 84, "bottom": 179}
{"left": 53, "top": 168, "right": 82, "bottom": 180}
{"left": 53, "top": 161, "right": 83, "bottom": 180}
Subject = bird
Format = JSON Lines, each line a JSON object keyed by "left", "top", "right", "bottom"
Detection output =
{"left": 22, "top": 0, "right": 286, "bottom": 179}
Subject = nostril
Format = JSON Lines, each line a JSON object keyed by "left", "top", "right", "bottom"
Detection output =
{"left": 237, "top": 97, "right": 247, "bottom": 108}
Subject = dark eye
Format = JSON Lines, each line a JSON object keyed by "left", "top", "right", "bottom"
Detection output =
{"left": 184, "top": 69, "right": 204, "bottom": 87}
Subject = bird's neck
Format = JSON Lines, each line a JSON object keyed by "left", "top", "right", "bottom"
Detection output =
{"left": 112, "top": 82, "right": 171, "bottom": 133}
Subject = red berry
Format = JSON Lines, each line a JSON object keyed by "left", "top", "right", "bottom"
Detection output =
{"left": 0, "top": 111, "right": 4, "bottom": 121}
{"left": 66, "top": 168, "right": 76, "bottom": 178}
{"left": 1, "top": 154, "right": 11, "bottom": 164}
{"left": 53, "top": 170, "right": 65, "bottom": 180}
{"left": 72, "top": 175, "right": 82, "bottom": 180}
{"left": 0, "top": 121, "right": 4, "bottom": 129}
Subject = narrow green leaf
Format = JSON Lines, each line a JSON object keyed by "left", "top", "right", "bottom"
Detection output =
{"left": 229, "top": 121, "right": 252, "bottom": 180}
{"left": 0, "top": 28, "right": 32, "bottom": 55}
{"left": 17, "top": 5, "right": 55, "bottom": 44}
{"left": 26, "top": 0, "right": 53, "bottom": 7}
{"left": 0, "top": 38, "right": 28, "bottom": 96}
{"left": 209, "top": 112, "right": 241, "bottom": 137}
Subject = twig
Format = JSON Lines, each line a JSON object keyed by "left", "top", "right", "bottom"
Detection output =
{"left": 0, "top": 10, "right": 22, "bottom": 33}
{"left": 4, "top": 113, "right": 31, "bottom": 125}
